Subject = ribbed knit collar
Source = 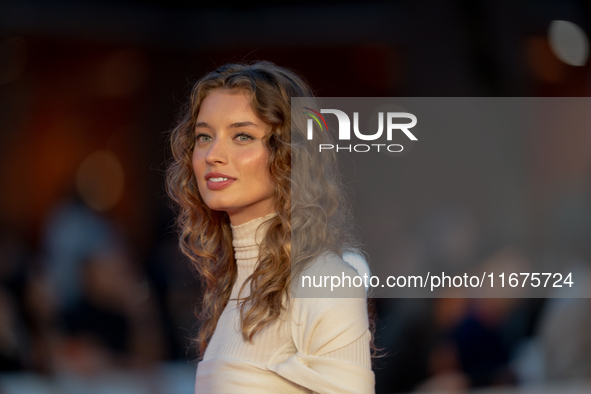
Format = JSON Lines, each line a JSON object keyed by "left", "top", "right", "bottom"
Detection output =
{"left": 230, "top": 212, "right": 277, "bottom": 263}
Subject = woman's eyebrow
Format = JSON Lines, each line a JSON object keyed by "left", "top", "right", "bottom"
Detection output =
{"left": 195, "top": 122, "right": 211, "bottom": 129}
{"left": 195, "top": 121, "right": 259, "bottom": 129}
{"left": 229, "top": 121, "right": 259, "bottom": 128}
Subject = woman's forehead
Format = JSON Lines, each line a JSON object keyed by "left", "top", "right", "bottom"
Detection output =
{"left": 195, "top": 90, "right": 275, "bottom": 133}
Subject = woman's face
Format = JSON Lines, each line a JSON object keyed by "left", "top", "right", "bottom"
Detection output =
{"left": 192, "top": 89, "right": 275, "bottom": 226}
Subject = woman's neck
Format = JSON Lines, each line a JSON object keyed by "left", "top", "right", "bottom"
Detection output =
{"left": 230, "top": 212, "right": 277, "bottom": 262}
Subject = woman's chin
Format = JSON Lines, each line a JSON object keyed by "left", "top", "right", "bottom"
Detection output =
{"left": 206, "top": 204, "right": 231, "bottom": 214}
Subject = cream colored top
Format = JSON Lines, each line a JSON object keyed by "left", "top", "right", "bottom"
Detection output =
{"left": 195, "top": 213, "right": 375, "bottom": 393}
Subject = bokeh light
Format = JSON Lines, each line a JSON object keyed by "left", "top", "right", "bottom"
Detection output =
{"left": 548, "top": 20, "right": 589, "bottom": 66}
{"left": 75, "top": 150, "right": 125, "bottom": 212}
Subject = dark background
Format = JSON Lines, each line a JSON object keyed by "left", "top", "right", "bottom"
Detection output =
{"left": 0, "top": 0, "right": 590, "bottom": 393}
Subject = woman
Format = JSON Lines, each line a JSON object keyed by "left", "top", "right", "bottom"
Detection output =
{"left": 166, "top": 61, "right": 374, "bottom": 393}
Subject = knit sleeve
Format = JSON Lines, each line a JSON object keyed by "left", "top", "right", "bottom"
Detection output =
{"left": 267, "top": 253, "right": 375, "bottom": 394}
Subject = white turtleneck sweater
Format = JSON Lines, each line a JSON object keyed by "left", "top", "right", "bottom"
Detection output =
{"left": 195, "top": 213, "right": 375, "bottom": 393}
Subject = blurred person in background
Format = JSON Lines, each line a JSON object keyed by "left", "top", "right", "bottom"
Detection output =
{"left": 59, "top": 250, "right": 166, "bottom": 374}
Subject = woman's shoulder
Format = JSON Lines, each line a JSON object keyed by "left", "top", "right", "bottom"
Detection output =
{"left": 293, "top": 250, "right": 368, "bottom": 299}
{"left": 301, "top": 250, "right": 360, "bottom": 275}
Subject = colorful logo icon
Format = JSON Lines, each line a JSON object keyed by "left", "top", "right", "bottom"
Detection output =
{"left": 302, "top": 107, "right": 329, "bottom": 133}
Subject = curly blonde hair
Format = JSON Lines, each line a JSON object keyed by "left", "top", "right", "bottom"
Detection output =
{"left": 166, "top": 61, "right": 364, "bottom": 358}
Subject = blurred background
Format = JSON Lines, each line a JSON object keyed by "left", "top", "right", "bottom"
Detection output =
{"left": 0, "top": 0, "right": 590, "bottom": 393}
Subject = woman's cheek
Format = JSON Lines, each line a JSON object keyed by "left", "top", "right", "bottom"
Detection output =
{"left": 237, "top": 148, "right": 268, "bottom": 167}
{"left": 192, "top": 149, "right": 206, "bottom": 173}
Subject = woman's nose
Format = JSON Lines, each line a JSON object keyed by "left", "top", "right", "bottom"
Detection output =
{"left": 205, "top": 138, "right": 228, "bottom": 165}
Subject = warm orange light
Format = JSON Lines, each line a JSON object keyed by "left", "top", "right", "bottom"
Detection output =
{"left": 76, "top": 150, "right": 125, "bottom": 212}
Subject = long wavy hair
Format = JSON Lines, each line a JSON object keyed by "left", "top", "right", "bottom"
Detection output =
{"left": 166, "top": 61, "right": 369, "bottom": 358}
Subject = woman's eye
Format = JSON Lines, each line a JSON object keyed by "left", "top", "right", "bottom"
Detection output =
{"left": 195, "top": 134, "right": 212, "bottom": 143}
{"left": 235, "top": 133, "right": 254, "bottom": 142}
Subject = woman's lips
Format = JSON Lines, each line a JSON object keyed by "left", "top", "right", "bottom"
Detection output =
{"left": 206, "top": 178, "right": 236, "bottom": 190}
